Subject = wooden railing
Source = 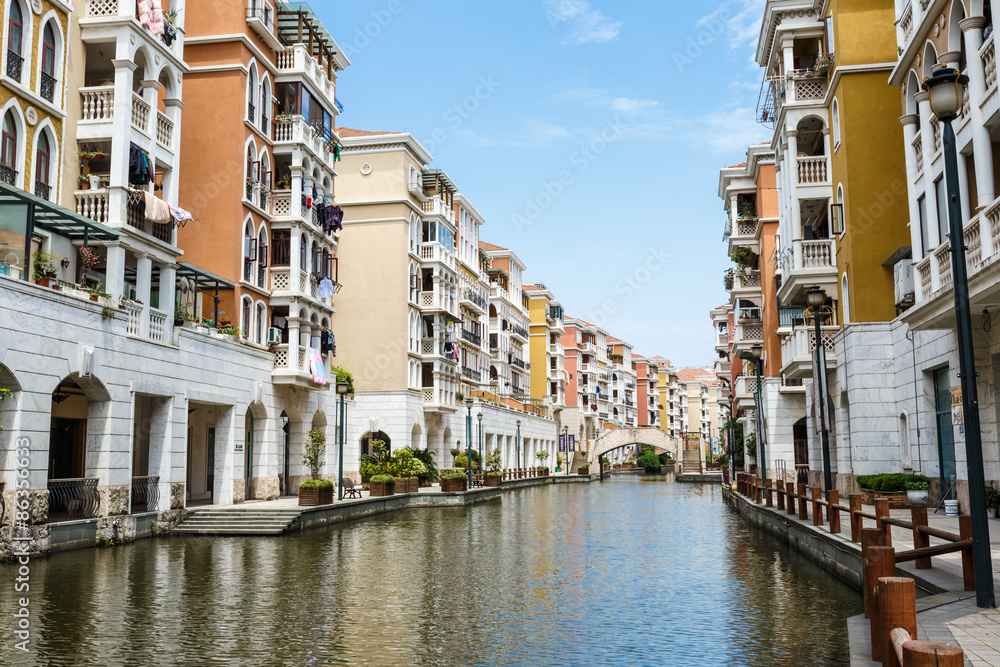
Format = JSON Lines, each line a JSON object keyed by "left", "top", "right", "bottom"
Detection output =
{"left": 501, "top": 467, "right": 550, "bottom": 480}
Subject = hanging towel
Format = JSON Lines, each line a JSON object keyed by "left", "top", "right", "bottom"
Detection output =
{"left": 144, "top": 191, "right": 172, "bottom": 224}
{"left": 309, "top": 348, "right": 327, "bottom": 385}
{"left": 168, "top": 203, "right": 193, "bottom": 224}
{"left": 318, "top": 278, "right": 334, "bottom": 299}
{"left": 137, "top": 0, "right": 152, "bottom": 28}
{"left": 149, "top": 0, "right": 165, "bottom": 35}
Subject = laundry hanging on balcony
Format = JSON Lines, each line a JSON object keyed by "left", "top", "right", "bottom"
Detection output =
{"left": 128, "top": 146, "right": 154, "bottom": 185}
{"left": 308, "top": 348, "right": 327, "bottom": 385}
{"left": 143, "top": 191, "right": 172, "bottom": 224}
{"left": 318, "top": 277, "right": 334, "bottom": 299}
{"left": 137, "top": 0, "right": 165, "bottom": 36}
{"left": 168, "top": 203, "right": 193, "bottom": 225}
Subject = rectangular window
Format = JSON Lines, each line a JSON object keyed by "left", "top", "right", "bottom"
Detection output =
{"left": 918, "top": 195, "right": 930, "bottom": 256}
{"left": 935, "top": 177, "right": 948, "bottom": 247}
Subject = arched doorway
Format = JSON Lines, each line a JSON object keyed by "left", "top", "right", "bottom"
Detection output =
{"left": 793, "top": 418, "right": 808, "bottom": 483}
{"left": 244, "top": 408, "right": 255, "bottom": 500}
{"left": 360, "top": 430, "right": 390, "bottom": 457}
{"left": 280, "top": 410, "right": 291, "bottom": 495}
{"left": 48, "top": 374, "right": 110, "bottom": 521}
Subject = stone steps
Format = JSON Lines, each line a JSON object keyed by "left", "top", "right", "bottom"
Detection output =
{"left": 173, "top": 507, "right": 302, "bottom": 536}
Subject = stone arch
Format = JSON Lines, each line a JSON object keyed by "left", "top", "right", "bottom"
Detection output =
{"left": 589, "top": 427, "right": 674, "bottom": 465}
{"left": 411, "top": 422, "right": 423, "bottom": 450}
{"left": 48, "top": 373, "right": 112, "bottom": 493}
{"left": 949, "top": 0, "right": 967, "bottom": 56}
{"left": 906, "top": 70, "right": 921, "bottom": 116}
{"left": 922, "top": 40, "right": 939, "bottom": 78}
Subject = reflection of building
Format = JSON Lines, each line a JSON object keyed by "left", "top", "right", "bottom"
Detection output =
{"left": 334, "top": 128, "right": 556, "bottom": 471}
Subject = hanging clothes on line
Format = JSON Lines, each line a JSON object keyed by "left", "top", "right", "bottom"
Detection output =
{"left": 128, "top": 146, "right": 153, "bottom": 185}
{"left": 318, "top": 278, "right": 334, "bottom": 299}
{"left": 144, "top": 191, "right": 172, "bottom": 224}
{"left": 168, "top": 203, "right": 193, "bottom": 224}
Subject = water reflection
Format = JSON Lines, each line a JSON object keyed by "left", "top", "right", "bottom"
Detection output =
{"left": 2, "top": 478, "right": 861, "bottom": 666}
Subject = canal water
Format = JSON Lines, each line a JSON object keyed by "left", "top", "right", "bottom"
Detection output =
{"left": 3, "top": 477, "right": 862, "bottom": 666}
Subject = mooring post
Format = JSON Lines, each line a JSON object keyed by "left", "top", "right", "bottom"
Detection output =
{"left": 959, "top": 514, "right": 975, "bottom": 592}
{"left": 850, "top": 494, "right": 862, "bottom": 542}
{"left": 812, "top": 486, "right": 822, "bottom": 527}
{"left": 911, "top": 505, "right": 931, "bottom": 569}
{"left": 787, "top": 482, "right": 797, "bottom": 516}
{"left": 874, "top": 498, "right": 892, "bottom": 547}
{"left": 865, "top": 546, "right": 896, "bottom": 661}
{"left": 877, "top": 576, "right": 916, "bottom": 665}
{"left": 860, "top": 528, "right": 888, "bottom": 620}
{"left": 797, "top": 484, "right": 808, "bottom": 520}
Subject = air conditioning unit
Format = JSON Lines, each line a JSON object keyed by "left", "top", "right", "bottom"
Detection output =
{"left": 267, "top": 327, "right": 282, "bottom": 345}
{"left": 894, "top": 259, "right": 914, "bottom": 306}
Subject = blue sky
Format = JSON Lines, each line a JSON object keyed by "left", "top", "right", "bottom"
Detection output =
{"left": 318, "top": 0, "right": 768, "bottom": 366}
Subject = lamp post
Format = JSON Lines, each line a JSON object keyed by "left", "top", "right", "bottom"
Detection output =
{"left": 465, "top": 397, "right": 474, "bottom": 487}
{"left": 923, "top": 66, "right": 995, "bottom": 608}
{"left": 477, "top": 411, "right": 483, "bottom": 478}
{"left": 807, "top": 284, "right": 834, "bottom": 493}
{"left": 726, "top": 390, "right": 735, "bottom": 483}
{"left": 562, "top": 425, "right": 569, "bottom": 474}
{"left": 336, "top": 380, "right": 349, "bottom": 501}
{"left": 751, "top": 343, "right": 766, "bottom": 485}
{"left": 516, "top": 419, "right": 521, "bottom": 474}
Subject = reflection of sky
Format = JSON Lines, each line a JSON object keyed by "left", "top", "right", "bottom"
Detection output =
{"left": 1, "top": 479, "right": 862, "bottom": 666}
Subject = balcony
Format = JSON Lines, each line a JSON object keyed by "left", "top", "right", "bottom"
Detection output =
{"left": 715, "top": 331, "right": 730, "bottom": 352}
{"left": 462, "top": 366, "right": 483, "bottom": 383}
{"left": 715, "top": 359, "right": 731, "bottom": 378}
{"left": 75, "top": 189, "right": 177, "bottom": 248}
{"left": 509, "top": 322, "right": 529, "bottom": 342}
{"left": 275, "top": 44, "right": 337, "bottom": 106}
{"left": 268, "top": 267, "right": 333, "bottom": 310}
{"left": 6, "top": 49, "right": 23, "bottom": 83}
{"left": 272, "top": 115, "right": 338, "bottom": 170}
{"left": 508, "top": 353, "right": 527, "bottom": 370}
{"left": 460, "top": 329, "right": 481, "bottom": 346}
{"left": 247, "top": 2, "right": 283, "bottom": 51}
{"left": 796, "top": 156, "right": 829, "bottom": 186}
{"left": 40, "top": 72, "right": 56, "bottom": 103}
{"left": 461, "top": 286, "right": 488, "bottom": 314}
{"left": 48, "top": 478, "right": 100, "bottom": 522}
{"left": 130, "top": 475, "right": 160, "bottom": 512}
{"left": 272, "top": 343, "right": 331, "bottom": 390}
{"left": 422, "top": 382, "right": 457, "bottom": 413}
{"left": 82, "top": 0, "right": 185, "bottom": 62}
{"left": 728, "top": 216, "right": 760, "bottom": 255}
{"left": 731, "top": 269, "right": 762, "bottom": 299}
{"left": 422, "top": 196, "right": 455, "bottom": 225}
{"left": 778, "top": 306, "right": 806, "bottom": 330}
{"left": 422, "top": 337, "right": 459, "bottom": 364}
{"left": 418, "top": 287, "right": 457, "bottom": 315}
{"left": 780, "top": 325, "right": 839, "bottom": 381}
{"left": 779, "top": 238, "right": 838, "bottom": 304}
{"left": 734, "top": 375, "right": 755, "bottom": 411}
{"left": 419, "top": 242, "right": 458, "bottom": 272}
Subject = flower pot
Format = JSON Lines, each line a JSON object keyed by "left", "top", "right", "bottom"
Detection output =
{"left": 577, "top": 467, "right": 590, "bottom": 475}
{"left": 484, "top": 475, "right": 502, "bottom": 488}
{"left": 906, "top": 490, "right": 928, "bottom": 506}
{"left": 36, "top": 277, "right": 51, "bottom": 287}
{"left": 394, "top": 478, "right": 409, "bottom": 493}
{"left": 440, "top": 478, "right": 467, "bottom": 493}
{"left": 80, "top": 181, "right": 90, "bottom": 191}
{"left": 408, "top": 478, "right": 419, "bottom": 493}
{"left": 298, "top": 487, "right": 333, "bottom": 506}
{"left": 369, "top": 480, "right": 395, "bottom": 497}
{"left": 90, "top": 295, "right": 99, "bottom": 302}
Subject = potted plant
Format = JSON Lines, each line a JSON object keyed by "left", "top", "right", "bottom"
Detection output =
{"left": 439, "top": 467, "right": 468, "bottom": 493}
{"left": 404, "top": 447, "right": 438, "bottom": 487}
{"left": 369, "top": 473, "right": 395, "bottom": 497}
{"left": 484, "top": 448, "right": 503, "bottom": 487}
{"left": 555, "top": 453, "right": 563, "bottom": 473}
{"left": 79, "top": 245, "right": 100, "bottom": 274}
{"left": 33, "top": 250, "right": 58, "bottom": 287}
{"left": 454, "top": 450, "right": 480, "bottom": 478}
{"left": 394, "top": 448, "right": 423, "bottom": 493}
{"left": 366, "top": 440, "right": 396, "bottom": 497}
{"left": 905, "top": 478, "right": 929, "bottom": 506}
{"left": 85, "top": 282, "right": 108, "bottom": 302}
{"left": 79, "top": 173, "right": 91, "bottom": 190}
{"left": 986, "top": 483, "right": 1000, "bottom": 518}
{"left": 298, "top": 427, "right": 331, "bottom": 505}
{"left": 857, "top": 473, "right": 929, "bottom": 507}
{"left": 578, "top": 463, "right": 590, "bottom": 475}
{"left": 275, "top": 174, "right": 291, "bottom": 190}
{"left": 216, "top": 325, "right": 239, "bottom": 342}
{"left": 535, "top": 450, "right": 550, "bottom": 476}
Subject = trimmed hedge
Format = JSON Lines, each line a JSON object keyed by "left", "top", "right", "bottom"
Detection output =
{"left": 856, "top": 473, "right": 929, "bottom": 493}
{"left": 299, "top": 478, "right": 334, "bottom": 490}
{"left": 370, "top": 474, "right": 395, "bottom": 483}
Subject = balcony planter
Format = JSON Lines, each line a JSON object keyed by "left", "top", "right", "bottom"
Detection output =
{"left": 369, "top": 475, "right": 395, "bottom": 497}
{"left": 298, "top": 479, "right": 334, "bottom": 506}
{"left": 859, "top": 488, "right": 910, "bottom": 508}
{"left": 906, "top": 489, "right": 928, "bottom": 506}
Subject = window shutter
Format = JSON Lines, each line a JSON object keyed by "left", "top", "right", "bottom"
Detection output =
{"left": 259, "top": 239, "right": 268, "bottom": 267}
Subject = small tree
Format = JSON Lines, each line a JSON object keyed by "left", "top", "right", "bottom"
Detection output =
{"left": 485, "top": 448, "right": 503, "bottom": 478}
{"left": 301, "top": 428, "right": 326, "bottom": 480}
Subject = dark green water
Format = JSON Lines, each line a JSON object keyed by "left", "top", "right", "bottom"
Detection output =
{"left": 2, "top": 478, "right": 862, "bottom": 665}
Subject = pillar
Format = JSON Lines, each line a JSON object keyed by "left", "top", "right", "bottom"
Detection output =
{"left": 915, "top": 92, "right": 942, "bottom": 247}
{"left": 135, "top": 252, "right": 152, "bottom": 337}
{"left": 105, "top": 241, "right": 126, "bottom": 301}
{"left": 288, "top": 314, "right": 301, "bottom": 373}
{"left": 960, "top": 18, "right": 996, "bottom": 212}
{"left": 159, "top": 262, "right": 177, "bottom": 323}
{"left": 109, "top": 58, "right": 137, "bottom": 226}
{"left": 163, "top": 98, "right": 184, "bottom": 202}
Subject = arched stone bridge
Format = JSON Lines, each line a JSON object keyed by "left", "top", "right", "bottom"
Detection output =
{"left": 589, "top": 427, "right": 675, "bottom": 464}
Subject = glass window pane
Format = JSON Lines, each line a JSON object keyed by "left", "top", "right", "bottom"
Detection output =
{"left": 0, "top": 203, "right": 28, "bottom": 279}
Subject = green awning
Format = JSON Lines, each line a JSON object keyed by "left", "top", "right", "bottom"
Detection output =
{"left": 0, "top": 180, "right": 120, "bottom": 242}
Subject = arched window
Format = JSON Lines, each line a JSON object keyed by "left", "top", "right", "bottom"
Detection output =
{"left": 35, "top": 131, "right": 50, "bottom": 199}
{"left": 257, "top": 226, "right": 268, "bottom": 288}
{"left": 260, "top": 77, "right": 271, "bottom": 134}
{"left": 247, "top": 64, "right": 257, "bottom": 122}
{"left": 255, "top": 302, "right": 265, "bottom": 344}
{"left": 842, "top": 273, "right": 851, "bottom": 325}
{"left": 243, "top": 220, "right": 256, "bottom": 282}
{"left": 832, "top": 98, "right": 841, "bottom": 149}
{"left": 1, "top": 110, "right": 18, "bottom": 184}
{"left": 241, "top": 296, "right": 252, "bottom": 339}
{"left": 39, "top": 22, "right": 56, "bottom": 101}
{"left": 7, "top": 1, "right": 24, "bottom": 83}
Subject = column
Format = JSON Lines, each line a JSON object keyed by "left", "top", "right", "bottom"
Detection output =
{"left": 915, "top": 92, "right": 942, "bottom": 247}
{"left": 135, "top": 252, "right": 152, "bottom": 338}
{"left": 109, "top": 58, "right": 137, "bottom": 226}
{"left": 287, "top": 314, "right": 301, "bottom": 375}
{"left": 105, "top": 241, "right": 126, "bottom": 301}
{"left": 900, "top": 114, "right": 925, "bottom": 301}
{"left": 290, "top": 164, "right": 304, "bottom": 219}
{"left": 961, "top": 16, "right": 997, "bottom": 263}
{"left": 821, "top": 128, "right": 832, "bottom": 182}
{"left": 163, "top": 98, "right": 184, "bottom": 202}
{"left": 787, "top": 131, "right": 804, "bottom": 270}
{"left": 781, "top": 36, "right": 795, "bottom": 99}
{"left": 160, "top": 262, "right": 177, "bottom": 323}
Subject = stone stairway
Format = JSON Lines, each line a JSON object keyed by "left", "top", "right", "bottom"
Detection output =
{"left": 682, "top": 449, "right": 703, "bottom": 474}
{"left": 571, "top": 451, "right": 590, "bottom": 472}
{"left": 173, "top": 507, "right": 303, "bottom": 536}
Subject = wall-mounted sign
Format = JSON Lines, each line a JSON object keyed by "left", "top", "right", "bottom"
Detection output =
{"left": 952, "top": 387, "right": 964, "bottom": 426}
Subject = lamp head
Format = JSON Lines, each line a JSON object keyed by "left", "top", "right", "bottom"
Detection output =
{"left": 922, "top": 67, "right": 968, "bottom": 121}
{"left": 751, "top": 343, "right": 763, "bottom": 361}
{"left": 336, "top": 380, "right": 349, "bottom": 395}
{"left": 806, "top": 284, "right": 826, "bottom": 309}
{"left": 465, "top": 397, "right": 473, "bottom": 408}
{"left": 477, "top": 412, "right": 483, "bottom": 422}
{"left": 516, "top": 419, "right": 521, "bottom": 427}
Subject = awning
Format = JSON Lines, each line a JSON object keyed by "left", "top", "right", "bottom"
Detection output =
{"left": 0, "top": 180, "right": 120, "bottom": 242}
{"left": 123, "top": 261, "right": 235, "bottom": 290}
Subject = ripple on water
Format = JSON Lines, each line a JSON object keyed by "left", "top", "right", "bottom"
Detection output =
{"left": 1, "top": 479, "right": 861, "bottom": 666}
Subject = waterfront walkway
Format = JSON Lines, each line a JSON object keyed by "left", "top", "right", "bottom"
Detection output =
{"left": 724, "top": 484, "right": 1000, "bottom": 666}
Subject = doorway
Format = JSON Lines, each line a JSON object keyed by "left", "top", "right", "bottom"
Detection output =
{"left": 933, "top": 368, "right": 956, "bottom": 500}
{"left": 281, "top": 411, "right": 291, "bottom": 495}
{"left": 245, "top": 410, "right": 254, "bottom": 500}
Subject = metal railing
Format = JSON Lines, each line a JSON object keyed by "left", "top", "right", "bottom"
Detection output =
{"left": 40, "top": 72, "right": 56, "bottom": 102}
{"left": 0, "top": 164, "right": 17, "bottom": 185}
{"left": 131, "top": 475, "right": 160, "bottom": 513}
{"left": 461, "top": 329, "right": 481, "bottom": 346}
{"left": 48, "top": 478, "right": 100, "bottom": 522}
{"left": 6, "top": 50, "right": 23, "bottom": 83}
{"left": 247, "top": 102, "right": 256, "bottom": 123}
{"left": 34, "top": 181, "right": 50, "bottom": 200}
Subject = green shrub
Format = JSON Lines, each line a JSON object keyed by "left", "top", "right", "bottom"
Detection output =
{"left": 370, "top": 474, "right": 395, "bottom": 483}
{"left": 440, "top": 472, "right": 468, "bottom": 481}
{"left": 905, "top": 479, "right": 928, "bottom": 491}
{"left": 439, "top": 467, "right": 464, "bottom": 477}
{"left": 405, "top": 447, "right": 437, "bottom": 483}
{"left": 713, "top": 453, "right": 729, "bottom": 467}
{"left": 658, "top": 453, "right": 673, "bottom": 465}
{"left": 299, "top": 478, "right": 334, "bottom": 490}
{"left": 485, "top": 471, "right": 503, "bottom": 478}
{"left": 638, "top": 451, "right": 661, "bottom": 472}
{"left": 485, "top": 448, "right": 502, "bottom": 473}
{"left": 986, "top": 483, "right": 1000, "bottom": 510}
{"left": 856, "top": 473, "right": 929, "bottom": 493}
{"left": 454, "top": 450, "right": 481, "bottom": 472}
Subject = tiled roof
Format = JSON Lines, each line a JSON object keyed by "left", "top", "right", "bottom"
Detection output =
{"left": 522, "top": 283, "right": 542, "bottom": 291}
{"left": 337, "top": 127, "right": 400, "bottom": 138}
{"left": 677, "top": 368, "right": 713, "bottom": 382}
{"left": 479, "top": 241, "right": 508, "bottom": 252}
{"left": 728, "top": 161, "right": 747, "bottom": 169}
{"left": 607, "top": 335, "right": 622, "bottom": 343}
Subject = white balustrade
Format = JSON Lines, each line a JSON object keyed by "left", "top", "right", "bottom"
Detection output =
{"left": 76, "top": 191, "right": 110, "bottom": 224}
{"left": 80, "top": 87, "right": 114, "bottom": 121}
{"left": 272, "top": 191, "right": 291, "bottom": 216}
{"left": 270, "top": 268, "right": 290, "bottom": 292}
{"left": 797, "top": 156, "right": 829, "bottom": 184}
{"left": 899, "top": 3, "right": 913, "bottom": 43}
{"left": 912, "top": 133, "right": 923, "bottom": 172}
{"left": 131, "top": 93, "right": 151, "bottom": 133}
{"left": 149, "top": 309, "right": 167, "bottom": 343}
{"left": 125, "top": 302, "right": 142, "bottom": 337}
{"left": 86, "top": 0, "right": 119, "bottom": 17}
{"left": 156, "top": 112, "right": 173, "bottom": 148}
{"left": 916, "top": 256, "right": 932, "bottom": 298}
{"left": 800, "top": 239, "right": 835, "bottom": 268}
{"left": 983, "top": 38, "right": 997, "bottom": 90}
{"left": 936, "top": 244, "right": 953, "bottom": 290}
{"left": 965, "top": 218, "right": 982, "bottom": 270}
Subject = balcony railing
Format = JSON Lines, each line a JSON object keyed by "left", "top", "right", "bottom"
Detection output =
{"left": 462, "top": 287, "right": 488, "bottom": 310}
{"left": 461, "top": 329, "right": 481, "bottom": 346}
{"left": 0, "top": 164, "right": 17, "bottom": 186}
{"left": 248, "top": 102, "right": 256, "bottom": 123}
{"left": 156, "top": 112, "right": 174, "bottom": 148}
{"left": 34, "top": 179, "right": 50, "bottom": 199}
{"left": 131, "top": 475, "right": 160, "bottom": 512}
{"left": 81, "top": 86, "right": 115, "bottom": 121}
{"left": 898, "top": 2, "right": 914, "bottom": 44}
{"left": 734, "top": 270, "right": 761, "bottom": 290}
{"left": 731, "top": 216, "right": 757, "bottom": 237}
{"left": 420, "top": 242, "right": 458, "bottom": 271}
{"left": 509, "top": 354, "right": 527, "bottom": 370}
{"left": 778, "top": 306, "right": 805, "bottom": 328}
{"left": 421, "top": 196, "right": 455, "bottom": 224}
{"left": 48, "top": 478, "right": 100, "bottom": 522}
{"left": 131, "top": 92, "right": 151, "bottom": 133}
{"left": 797, "top": 156, "right": 829, "bottom": 184}
{"left": 40, "top": 72, "right": 56, "bottom": 102}
{"left": 983, "top": 35, "right": 997, "bottom": 91}
{"left": 6, "top": 50, "right": 23, "bottom": 83}
{"left": 462, "top": 366, "right": 482, "bottom": 382}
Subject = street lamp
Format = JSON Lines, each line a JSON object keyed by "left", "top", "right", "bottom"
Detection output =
{"left": 562, "top": 425, "right": 569, "bottom": 474}
{"left": 751, "top": 343, "right": 766, "bottom": 485}
{"left": 516, "top": 419, "right": 521, "bottom": 474}
{"left": 465, "top": 397, "right": 474, "bottom": 487}
{"left": 336, "top": 379, "right": 349, "bottom": 501}
{"left": 807, "top": 284, "right": 833, "bottom": 494}
{"left": 923, "top": 66, "right": 995, "bottom": 608}
{"left": 477, "top": 411, "right": 483, "bottom": 480}
{"left": 726, "top": 390, "right": 735, "bottom": 483}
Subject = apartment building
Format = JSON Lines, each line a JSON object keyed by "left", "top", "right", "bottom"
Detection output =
{"left": 632, "top": 355, "right": 661, "bottom": 428}
{"left": 561, "top": 317, "right": 610, "bottom": 449}
{"left": 524, "top": 283, "right": 567, "bottom": 421}
{"left": 606, "top": 337, "right": 637, "bottom": 427}
{"left": 655, "top": 359, "right": 681, "bottom": 445}
{"left": 334, "top": 129, "right": 556, "bottom": 471}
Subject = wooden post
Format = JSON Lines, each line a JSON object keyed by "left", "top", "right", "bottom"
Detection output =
{"left": 959, "top": 514, "right": 975, "bottom": 592}
{"left": 850, "top": 494, "right": 862, "bottom": 542}
{"left": 900, "top": 640, "right": 964, "bottom": 666}
{"left": 875, "top": 498, "right": 892, "bottom": 547}
{"left": 812, "top": 486, "right": 823, "bottom": 526}
{"left": 777, "top": 479, "right": 786, "bottom": 511}
{"left": 787, "top": 482, "right": 797, "bottom": 516}
{"left": 765, "top": 479, "right": 773, "bottom": 507}
{"left": 828, "top": 490, "right": 840, "bottom": 533}
{"left": 877, "top": 576, "right": 916, "bottom": 667}
{"left": 860, "top": 528, "right": 888, "bottom": 619}
{"left": 911, "top": 505, "right": 931, "bottom": 569}
{"left": 864, "top": 546, "right": 895, "bottom": 661}
{"left": 798, "top": 483, "right": 808, "bottom": 520}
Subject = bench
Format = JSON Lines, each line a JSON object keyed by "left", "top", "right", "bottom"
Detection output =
{"left": 343, "top": 478, "right": 362, "bottom": 499}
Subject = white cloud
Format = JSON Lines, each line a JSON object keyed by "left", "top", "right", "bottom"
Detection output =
{"left": 696, "top": 0, "right": 765, "bottom": 53}
{"left": 544, "top": 0, "right": 622, "bottom": 46}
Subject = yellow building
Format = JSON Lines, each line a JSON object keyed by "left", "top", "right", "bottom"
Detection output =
{"left": 524, "top": 283, "right": 566, "bottom": 420}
